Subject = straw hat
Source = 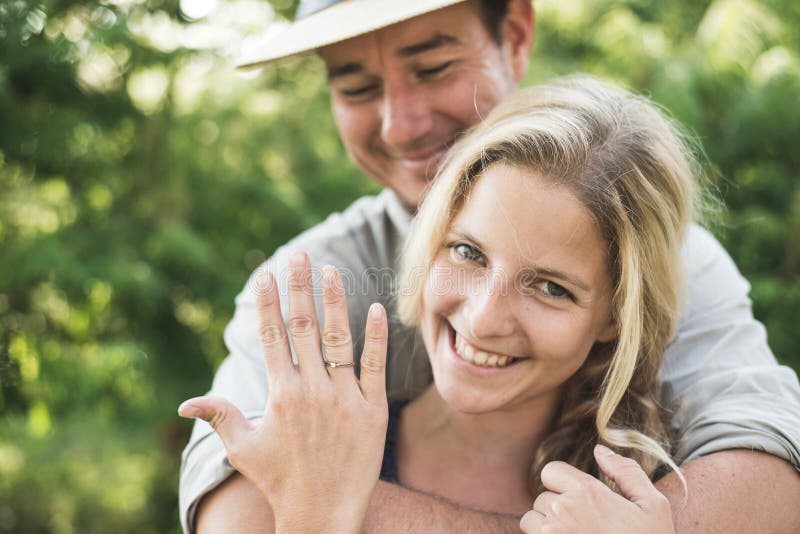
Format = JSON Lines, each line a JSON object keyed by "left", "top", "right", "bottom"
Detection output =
{"left": 236, "top": 0, "right": 469, "bottom": 70}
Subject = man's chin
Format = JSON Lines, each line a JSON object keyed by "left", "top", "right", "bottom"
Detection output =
{"left": 390, "top": 173, "right": 437, "bottom": 212}
{"left": 394, "top": 156, "right": 441, "bottom": 180}
{"left": 363, "top": 163, "right": 440, "bottom": 211}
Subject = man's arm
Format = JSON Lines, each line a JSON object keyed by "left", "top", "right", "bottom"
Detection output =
{"left": 662, "top": 227, "right": 800, "bottom": 471}
{"left": 656, "top": 450, "right": 800, "bottom": 533}
{"left": 196, "top": 474, "right": 275, "bottom": 533}
{"left": 365, "top": 482, "right": 520, "bottom": 533}
{"left": 656, "top": 226, "right": 800, "bottom": 533}
{"left": 197, "top": 450, "right": 800, "bottom": 534}
{"left": 196, "top": 473, "right": 520, "bottom": 534}
{"left": 652, "top": 226, "right": 800, "bottom": 532}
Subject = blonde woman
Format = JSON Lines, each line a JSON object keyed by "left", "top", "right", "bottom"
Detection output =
{"left": 179, "top": 75, "right": 698, "bottom": 533}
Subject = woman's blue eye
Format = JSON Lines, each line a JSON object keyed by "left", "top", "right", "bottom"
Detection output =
{"left": 451, "top": 243, "right": 483, "bottom": 264}
{"left": 536, "top": 280, "right": 570, "bottom": 299}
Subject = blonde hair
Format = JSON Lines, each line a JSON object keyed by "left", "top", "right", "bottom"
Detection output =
{"left": 397, "top": 75, "right": 704, "bottom": 495}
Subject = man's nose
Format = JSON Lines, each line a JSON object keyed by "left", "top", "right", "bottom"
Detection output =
{"left": 379, "top": 82, "right": 434, "bottom": 149}
{"left": 465, "top": 271, "right": 517, "bottom": 340}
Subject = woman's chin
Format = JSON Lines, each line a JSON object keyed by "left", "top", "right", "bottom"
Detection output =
{"left": 433, "top": 382, "right": 501, "bottom": 415}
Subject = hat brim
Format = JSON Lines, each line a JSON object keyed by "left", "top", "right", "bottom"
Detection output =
{"left": 236, "top": 0, "right": 469, "bottom": 70}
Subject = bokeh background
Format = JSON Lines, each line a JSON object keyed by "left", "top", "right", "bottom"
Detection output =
{"left": 1, "top": 0, "right": 798, "bottom": 531}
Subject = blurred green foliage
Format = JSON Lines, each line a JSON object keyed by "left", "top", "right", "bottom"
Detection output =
{"left": 0, "top": 0, "right": 798, "bottom": 531}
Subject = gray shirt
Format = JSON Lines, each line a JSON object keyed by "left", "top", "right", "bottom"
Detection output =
{"left": 179, "top": 189, "right": 800, "bottom": 532}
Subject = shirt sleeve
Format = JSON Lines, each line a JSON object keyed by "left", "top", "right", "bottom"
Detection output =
{"left": 178, "top": 249, "right": 277, "bottom": 533}
{"left": 661, "top": 225, "right": 800, "bottom": 470}
{"left": 178, "top": 351, "right": 266, "bottom": 533}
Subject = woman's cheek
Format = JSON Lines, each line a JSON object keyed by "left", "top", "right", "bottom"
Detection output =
{"left": 425, "top": 260, "right": 466, "bottom": 311}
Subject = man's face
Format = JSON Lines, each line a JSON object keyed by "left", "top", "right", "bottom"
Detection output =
{"left": 319, "top": 1, "right": 530, "bottom": 211}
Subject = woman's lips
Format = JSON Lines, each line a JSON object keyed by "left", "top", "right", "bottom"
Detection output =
{"left": 447, "top": 324, "right": 522, "bottom": 369}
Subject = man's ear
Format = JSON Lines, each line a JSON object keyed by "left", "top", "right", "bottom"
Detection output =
{"left": 502, "top": 0, "right": 535, "bottom": 82}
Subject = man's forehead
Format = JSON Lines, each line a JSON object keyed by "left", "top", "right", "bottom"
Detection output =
{"left": 319, "top": 2, "right": 486, "bottom": 74}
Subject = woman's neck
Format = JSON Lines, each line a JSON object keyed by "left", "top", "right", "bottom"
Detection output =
{"left": 396, "top": 385, "right": 562, "bottom": 515}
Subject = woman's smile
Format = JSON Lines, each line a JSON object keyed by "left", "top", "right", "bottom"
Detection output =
{"left": 447, "top": 322, "right": 524, "bottom": 370}
{"left": 419, "top": 163, "right": 616, "bottom": 415}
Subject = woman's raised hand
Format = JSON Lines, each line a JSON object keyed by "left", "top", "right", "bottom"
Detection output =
{"left": 520, "top": 445, "right": 676, "bottom": 534}
{"left": 178, "top": 252, "right": 389, "bottom": 534}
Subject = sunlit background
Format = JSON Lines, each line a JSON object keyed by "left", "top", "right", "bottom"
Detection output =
{"left": 1, "top": 0, "right": 799, "bottom": 531}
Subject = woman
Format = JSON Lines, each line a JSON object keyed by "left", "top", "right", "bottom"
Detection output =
{"left": 179, "top": 75, "right": 702, "bottom": 533}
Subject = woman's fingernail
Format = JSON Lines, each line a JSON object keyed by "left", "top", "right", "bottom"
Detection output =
{"left": 595, "top": 444, "right": 614, "bottom": 456}
{"left": 370, "top": 303, "right": 383, "bottom": 319}
{"left": 253, "top": 270, "right": 275, "bottom": 298}
{"left": 178, "top": 402, "right": 201, "bottom": 418}
{"left": 258, "top": 271, "right": 270, "bottom": 288}
{"left": 290, "top": 251, "right": 307, "bottom": 268}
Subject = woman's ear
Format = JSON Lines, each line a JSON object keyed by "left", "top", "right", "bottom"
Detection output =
{"left": 501, "top": 0, "right": 535, "bottom": 82}
{"left": 596, "top": 320, "right": 618, "bottom": 343}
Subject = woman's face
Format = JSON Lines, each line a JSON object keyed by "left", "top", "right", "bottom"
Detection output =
{"left": 419, "top": 163, "right": 617, "bottom": 414}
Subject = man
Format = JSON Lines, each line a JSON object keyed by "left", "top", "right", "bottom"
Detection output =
{"left": 180, "top": 1, "right": 800, "bottom": 532}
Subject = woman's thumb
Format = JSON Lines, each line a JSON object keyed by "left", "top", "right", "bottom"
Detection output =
{"left": 594, "top": 444, "right": 660, "bottom": 505}
{"left": 179, "top": 395, "right": 252, "bottom": 447}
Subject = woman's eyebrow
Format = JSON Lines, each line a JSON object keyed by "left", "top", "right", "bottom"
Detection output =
{"left": 448, "top": 228, "right": 484, "bottom": 249}
{"left": 448, "top": 228, "right": 591, "bottom": 293}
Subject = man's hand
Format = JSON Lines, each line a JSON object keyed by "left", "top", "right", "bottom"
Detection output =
{"left": 520, "top": 445, "right": 674, "bottom": 534}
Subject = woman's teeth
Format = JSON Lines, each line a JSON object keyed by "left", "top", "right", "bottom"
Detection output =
{"left": 454, "top": 333, "right": 515, "bottom": 368}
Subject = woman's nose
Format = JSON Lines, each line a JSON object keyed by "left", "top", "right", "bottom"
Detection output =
{"left": 464, "top": 270, "right": 517, "bottom": 340}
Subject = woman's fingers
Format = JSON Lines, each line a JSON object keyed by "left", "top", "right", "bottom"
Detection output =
{"left": 519, "top": 509, "right": 547, "bottom": 533}
{"left": 321, "top": 265, "right": 355, "bottom": 382}
{"left": 359, "top": 303, "right": 388, "bottom": 404}
{"left": 286, "top": 251, "right": 326, "bottom": 378}
{"left": 178, "top": 396, "right": 253, "bottom": 450}
{"left": 255, "top": 271, "right": 295, "bottom": 385}
{"left": 540, "top": 460, "right": 599, "bottom": 494}
{"left": 594, "top": 445, "right": 665, "bottom": 506}
{"left": 532, "top": 490, "right": 558, "bottom": 517}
